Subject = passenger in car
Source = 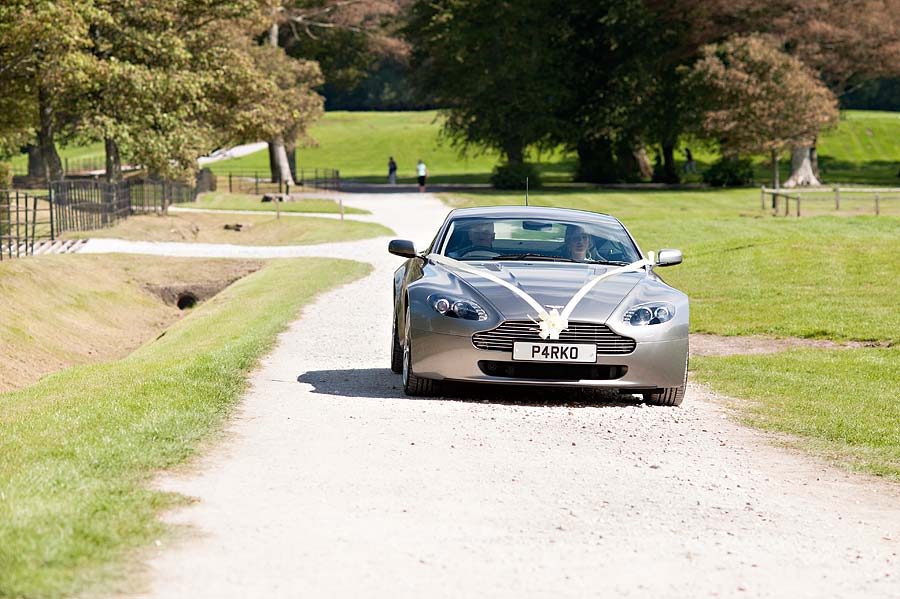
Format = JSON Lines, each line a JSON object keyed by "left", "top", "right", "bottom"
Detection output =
{"left": 562, "top": 225, "right": 595, "bottom": 261}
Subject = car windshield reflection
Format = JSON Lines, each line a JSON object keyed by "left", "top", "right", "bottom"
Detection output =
{"left": 441, "top": 218, "right": 641, "bottom": 264}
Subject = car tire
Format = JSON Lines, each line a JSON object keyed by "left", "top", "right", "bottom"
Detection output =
{"left": 643, "top": 351, "right": 688, "bottom": 406}
{"left": 402, "top": 307, "right": 441, "bottom": 397}
{"left": 390, "top": 310, "right": 403, "bottom": 374}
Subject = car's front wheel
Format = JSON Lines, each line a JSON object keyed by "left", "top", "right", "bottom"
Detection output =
{"left": 402, "top": 307, "right": 441, "bottom": 397}
{"left": 643, "top": 352, "right": 688, "bottom": 406}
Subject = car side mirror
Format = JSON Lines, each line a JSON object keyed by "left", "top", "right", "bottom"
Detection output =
{"left": 656, "top": 248, "right": 683, "bottom": 267}
{"left": 389, "top": 239, "right": 418, "bottom": 258}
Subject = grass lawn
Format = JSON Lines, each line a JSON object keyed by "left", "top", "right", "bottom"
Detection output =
{"left": 180, "top": 191, "right": 369, "bottom": 214}
{"left": 691, "top": 349, "right": 900, "bottom": 478}
{"left": 0, "top": 257, "right": 371, "bottom": 598}
{"left": 207, "top": 110, "right": 572, "bottom": 184}
{"left": 6, "top": 141, "right": 107, "bottom": 175}
{"left": 64, "top": 211, "right": 392, "bottom": 245}
{"left": 446, "top": 187, "right": 900, "bottom": 479}
{"left": 208, "top": 109, "right": 900, "bottom": 186}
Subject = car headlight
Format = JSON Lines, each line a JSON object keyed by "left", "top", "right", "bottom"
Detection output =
{"left": 428, "top": 294, "right": 488, "bottom": 321}
{"left": 623, "top": 302, "right": 675, "bottom": 326}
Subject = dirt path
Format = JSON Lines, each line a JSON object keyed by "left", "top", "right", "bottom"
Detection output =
{"left": 133, "top": 192, "right": 900, "bottom": 599}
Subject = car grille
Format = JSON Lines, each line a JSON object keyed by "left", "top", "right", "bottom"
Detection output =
{"left": 472, "top": 320, "right": 636, "bottom": 355}
{"left": 478, "top": 361, "right": 627, "bottom": 381}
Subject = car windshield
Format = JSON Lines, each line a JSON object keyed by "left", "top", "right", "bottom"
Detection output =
{"left": 439, "top": 217, "right": 642, "bottom": 264}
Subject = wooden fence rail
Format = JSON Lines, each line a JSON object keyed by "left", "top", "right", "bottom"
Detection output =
{"left": 761, "top": 186, "right": 900, "bottom": 217}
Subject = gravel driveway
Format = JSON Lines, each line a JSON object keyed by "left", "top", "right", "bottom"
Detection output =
{"left": 130, "top": 192, "right": 900, "bottom": 599}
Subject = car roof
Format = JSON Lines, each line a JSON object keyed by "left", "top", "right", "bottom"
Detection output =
{"left": 447, "top": 205, "right": 621, "bottom": 224}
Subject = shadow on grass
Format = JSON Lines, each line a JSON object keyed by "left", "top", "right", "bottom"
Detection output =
{"left": 296, "top": 367, "right": 643, "bottom": 408}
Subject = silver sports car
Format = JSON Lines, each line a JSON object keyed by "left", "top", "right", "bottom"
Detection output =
{"left": 388, "top": 206, "right": 689, "bottom": 405}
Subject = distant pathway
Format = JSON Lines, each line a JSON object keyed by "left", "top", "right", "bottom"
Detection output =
{"left": 130, "top": 191, "right": 900, "bottom": 599}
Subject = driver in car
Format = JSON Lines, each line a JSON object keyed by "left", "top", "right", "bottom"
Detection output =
{"left": 449, "top": 222, "right": 495, "bottom": 258}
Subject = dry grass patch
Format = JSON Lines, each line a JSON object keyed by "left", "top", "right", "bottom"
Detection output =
{"left": 63, "top": 212, "right": 391, "bottom": 245}
{"left": 0, "top": 254, "right": 261, "bottom": 392}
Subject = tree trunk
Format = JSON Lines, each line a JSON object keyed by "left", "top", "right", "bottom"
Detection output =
{"left": 285, "top": 137, "right": 297, "bottom": 182}
{"left": 38, "top": 84, "right": 63, "bottom": 182}
{"left": 783, "top": 146, "right": 821, "bottom": 187}
{"left": 575, "top": 138, "right": 617, "bottom": 183}
{"left": 26, "top": 144, "right": 44, "bottom": 179}
{"left": 268, "top": 141, "right": 279, "bottom": 182}
{"left": 634, "top": 145, "right": 653, "bottom": 180}
{"left": 771, "top": 149, "right": 780, "bottom": 189}
{"left": 105, "top": 137, "right": 122, "bottom": 182}
{"left": 271, "top": 135, "right": 294, "bottom": 186}
{"left": 661, "top": 144, "right": 679, "bottom": 184}
{"left": 503, "top": 143, "right": 524, "bottom": 165}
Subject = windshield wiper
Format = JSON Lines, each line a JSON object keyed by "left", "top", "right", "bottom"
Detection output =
{"left": 585, "top": 259, "right": 631, "bottom": 266}
{"left": 491, "top": 254, "right": 576, "bottom": 262}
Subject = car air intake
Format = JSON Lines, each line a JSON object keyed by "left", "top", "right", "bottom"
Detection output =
{"left": 478, "top": 361, "right": 627, "bottom": 381}
{"left": 472, "top": 320, "right": 636, "bottom": 354}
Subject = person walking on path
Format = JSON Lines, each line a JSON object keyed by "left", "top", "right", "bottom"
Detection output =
{"left": 683, "top": 148, "right": 697, "bottom": 174}
{"left": 388, "top": 156, "right": 398, "bottom": 184}
{"left": 416, "top": 159, "right": 428, "bottom": 192}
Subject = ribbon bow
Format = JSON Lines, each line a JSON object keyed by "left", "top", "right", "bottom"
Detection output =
{"left": 535, "top": 308, "right": 568, "bottom": 340}
{"left": 428, "top": 251, "right": 654, "bottom": 337}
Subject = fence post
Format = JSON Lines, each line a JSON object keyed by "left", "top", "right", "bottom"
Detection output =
{"left": 760, "top": 186, "right": 765, "bottom": 211}
{"left": 784, "top": 194, "right": 790, "bottom": 216}
{"left": 48, "top": 185, "right": 55, "bottom": 241}
{"left": 834, "top": 185, "right": 840, "bottom": 210}
{"left": 229, "top": 173, "right": 233, "bottom": 194}
{"left": 796, "top": 193, "right": 801, "bottom": 218}
{"left": 875, "top": 193, "right": 880, "bottom": 216}
{"left": 336, "top": 169, "right": 340, "bottom": 192}
{"left": 255, "top": 172, "right": 259, "bottom": 195}
{"left": 339, "top": 197, "right": 344, "bottom": 221}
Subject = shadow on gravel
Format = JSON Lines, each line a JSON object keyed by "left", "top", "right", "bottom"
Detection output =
{"left": 297, "top": 367, "right": 643, "bottom": 408}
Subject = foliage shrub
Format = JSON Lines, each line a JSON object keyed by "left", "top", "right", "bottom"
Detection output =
{"left": 0, "top": 162, "right": 11, "bottom": 189}
{"left": 490, "top": 162, "right": 542, "bottom": 190}
{"left": 702, "top": 157, "right": 754, "bottom": 187}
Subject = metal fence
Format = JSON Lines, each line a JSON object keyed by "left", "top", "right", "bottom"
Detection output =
{"left": 51, "top": 179, "right": 196, "bottom": 234}
{"left": 216, "top": 167, "right": 341, "bottom": 195}
{"left": 0, "top": 190, "right": 54, "bottom": 260}
{"left": 762, "top": 186, "right": 900, "bottom": 217}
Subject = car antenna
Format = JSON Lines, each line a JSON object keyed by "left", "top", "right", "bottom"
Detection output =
{"left": 525, "top": 176, "right": 529, "bottom": 206}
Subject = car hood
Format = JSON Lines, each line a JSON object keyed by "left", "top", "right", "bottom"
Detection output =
{"left": 443, "top": 261, "right": 643, "bottom": 321}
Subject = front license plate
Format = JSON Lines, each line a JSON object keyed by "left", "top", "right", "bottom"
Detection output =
{"left": 512, "top": 342, "right": 597, "bottom": 363}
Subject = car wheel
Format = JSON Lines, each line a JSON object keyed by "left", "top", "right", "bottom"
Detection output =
{"left": 402, "top": 307, "right": 440, "bottom": 397}
{"left": 643, "top": 352, "right": 688, "bottom": 406}
{"left": 390, "top": 309, "right": 403, "bottom": 374}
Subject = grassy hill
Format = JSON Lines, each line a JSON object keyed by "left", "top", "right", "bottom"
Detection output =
{"left": 7, "top": 110, "right": 900, "bottom": 185}
{"left": 212, "top": 109, "right": 900, "bottom": 186}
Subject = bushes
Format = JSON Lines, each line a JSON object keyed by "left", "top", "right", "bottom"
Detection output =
{"left": 490, "top": 162, "right": 541, "bottom": 189}
{"left": 0, "top": 162, "right": 11, "bottom": 189}
{"left": 702, "top": 157, "right": 754, "bottom": 187}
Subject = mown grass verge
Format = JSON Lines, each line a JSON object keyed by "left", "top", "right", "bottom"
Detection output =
{"left": 447, "top": 187, "right": 900, "bottom": 478}
{"left": 64, "top": 212, "right": 392, "bottom": 245}
{"left": 0, "top": 257, "right": 371, "bottom": 598}
{"left": 691, "top": 349, "right": 900, "bottom": 479}
{"left": 181, "top": 192, "right": 369, "bottom": 215}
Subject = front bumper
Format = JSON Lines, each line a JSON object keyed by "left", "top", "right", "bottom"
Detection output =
{"left": 411, "top": 328, "right": 688, "bottom": 389}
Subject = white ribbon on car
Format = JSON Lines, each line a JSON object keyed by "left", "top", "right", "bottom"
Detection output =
{"left": 428, "top": 252, "right": 655, "bottom": 340}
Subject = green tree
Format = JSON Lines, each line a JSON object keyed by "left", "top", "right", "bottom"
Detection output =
{"left": 0, "top": 0, "right": 97, "bottom": 180}
{"left": 405, "top": 0, "right": 566, "bottom": 171}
